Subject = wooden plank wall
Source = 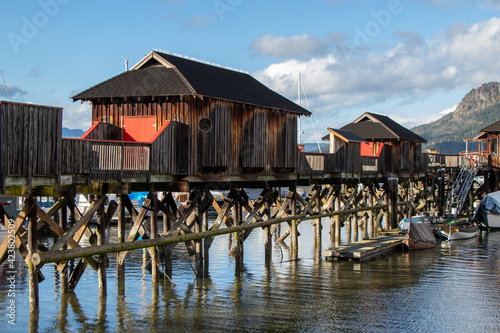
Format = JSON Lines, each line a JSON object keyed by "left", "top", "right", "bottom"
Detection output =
{"left": 61, "top": 139, "right": 91, "bottom": 174}
{"left": 0, "top": 102, "right": 62, "bottom": 176}
{"left": 151, "top": 122, "right": 188, "bottom": 174}
{"left": 198, "top": 100, "right": 231, "bottom": 172}
{"left": 90, "top": 96, "right": 301, "bottom": 177}
{"left": 83, "top": 123, "right": 121, "bottom": 140}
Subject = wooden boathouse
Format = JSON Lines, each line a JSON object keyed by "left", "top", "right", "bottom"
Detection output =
{"left": 72, "top": 50, "right": 310, "bottom": 188}
{"left": 0, "top": 51, "right": 492, "bottom": 322}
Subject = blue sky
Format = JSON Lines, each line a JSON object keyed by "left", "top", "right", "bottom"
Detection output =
{"left": 1, "top": 0, "right": 500, "bottom": 141}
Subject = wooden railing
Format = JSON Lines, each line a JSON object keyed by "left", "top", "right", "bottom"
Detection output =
{"left": 90, "top": 141, "right": 150, "bottom": 181}
{"left": 423, "top": 153, "right": 465, "bottom": 169}
{"left": 62, "top": 139, "right": 150, "bottom": 181}
{"left": 299, "top": 151, "right": 470, "bottom": 178}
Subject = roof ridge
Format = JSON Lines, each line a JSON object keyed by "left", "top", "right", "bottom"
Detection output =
{"left": 147, "top": 51, "right": 197, "bottom": 95}
{"left": 154, "top": 49, "right": 249, "bottom": 74}
{"left": 170, "top": 65, "right": 197, "bottom": 95}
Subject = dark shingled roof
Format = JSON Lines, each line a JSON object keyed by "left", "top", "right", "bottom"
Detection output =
{"left": 341, "top": 112, "right": 427, "bottom": 143}
{"left": 481, "top": 120, "right": 500, "bottom": 133}
{"left": 72, "top": 51, "right": 311, "bottom": 115}
{"left": 322, "top": 128, "right": 367, "bottom": 143}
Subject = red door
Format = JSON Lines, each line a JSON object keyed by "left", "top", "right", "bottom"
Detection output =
{"left": 122, "top": 116, "right": 156, "bottom": 142}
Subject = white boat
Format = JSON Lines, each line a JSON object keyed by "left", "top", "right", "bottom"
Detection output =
{"left": 439, "top": 222, "right": 478, "bottom": 240}
{"left": 398, "top": 215, "right": 429, "bottom": 232}
{"left": 485, "top": 212, "right": 500, "bottom": 229}
{"left": 474, "top": 191, "right": 500, "bottom": 229}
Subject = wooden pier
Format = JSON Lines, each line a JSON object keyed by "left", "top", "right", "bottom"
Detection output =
{"left": 0, "top": 51, "right": 497, "bottom": 328}
{"left": 324, "top": 233, "right": 405, "bottom": 261}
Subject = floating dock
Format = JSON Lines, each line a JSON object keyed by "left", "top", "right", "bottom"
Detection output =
{"left": 324, "top": 234, "right": 405, "bottom": 261}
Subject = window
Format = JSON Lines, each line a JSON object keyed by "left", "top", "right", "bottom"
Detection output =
{"left": 199, "top": 117, "right": 212, "bottom": 132}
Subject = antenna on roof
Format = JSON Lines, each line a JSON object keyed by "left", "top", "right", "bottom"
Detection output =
{"left": 121, "top": 56, "right": 129, "bottom": 71}
{"left": 0, "top": 70, "right": 12, "bottom": 102}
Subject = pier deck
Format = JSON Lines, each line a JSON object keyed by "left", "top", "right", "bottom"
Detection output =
{"left": 324, "top": 233, "right": 405, "bottom": 261}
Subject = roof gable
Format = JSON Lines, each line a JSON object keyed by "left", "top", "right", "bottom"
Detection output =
{"left": 322, "top": 128, "right": 367, "bottom": 143}
{"left": 341, "top": 112, "right": 427, "bottom": 143}
{"left": 73, "top": 51, "right": 311, "bottom": 115}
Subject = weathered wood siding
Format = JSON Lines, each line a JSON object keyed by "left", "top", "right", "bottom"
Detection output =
{"left": 89, "top": 96, "right": 300, "bottom": 177}
{"left": 390, "top": 142, "right": 423, "bottom": 173}
{"left": 82, "top": 122, "right": 121, "bottom": 140}
{"left": 61, "top": 138, "right": 91, "bottom": 174}
{"left": 151, "top": 122, "right": 188, "bottom": 174}
{"left": 0, "top": 102, "right": 62, "bottom": 176}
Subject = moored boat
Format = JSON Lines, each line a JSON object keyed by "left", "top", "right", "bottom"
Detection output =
{"left": 474, "top": 191, "right": 500, "bottom": 230}
{"left": 484, "top": 212, "right": 500, "bottom": 229}
{"left": 439, "top": 221, "right": 478, "bottom": 240}
{"left": 398, "top": 215, "right": 430, "bottom": 232}
{"left": 404, "top": 220, "right": 437, "bottom": 250}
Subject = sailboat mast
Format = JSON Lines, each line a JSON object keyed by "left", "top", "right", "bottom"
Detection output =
{"left": 298, "top": 72, "right": 302, "bottom": 144}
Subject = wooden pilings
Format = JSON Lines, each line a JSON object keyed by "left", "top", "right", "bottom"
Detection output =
{"left": 0, "top": 173, "right": 451, "bottom": 321}
{"left": 28, "top": 196, "right": 39, "bottom": 315}
{"left": 96, "top": 202, "right": 106, "bottom": 297}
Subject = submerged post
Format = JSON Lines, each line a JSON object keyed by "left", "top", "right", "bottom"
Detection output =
{"left": 369, "top": 188, "right": 375, "bottom": 238}
{"left": 290, "top": 187, "right": 298, "bottom": 261}
{"left": 151, "top": 195, "right": 159, "bottom": 283}
{"left": 59, "top": 201, "right": 68, "bottom": 293}
{"left": 388, "top": 178, "right": 398, "bottom": 229}
{"left": 162, "top": 193, "right": 173, "bottom": 280}
{"left": 313, "top": 196, "right": 322, "bottom": 259}
{"left": 233, "top": 197, "right": 243, "bottom": 271}
{"left": 116, "top": 195, "right": 125, "bottom": 283}
{"left": 97, "top": 201, "right": 106, "bottom": 296}
{"left": 438, "top": 169, "right": 445, "bottom": 217}
{"left": 264, "top": 199, "right": 272, "bottom": 264}
{"left": 203, "top": 209, "right": 209, "bottom": 277}
{"left": 28, "top": 196, "right": 39, "bottom": 315}
{"left": 334, "top": 193, "right": 341, "bottom": 247}
{"left": 194, "top": 203, "right": 203, "bottom": 278}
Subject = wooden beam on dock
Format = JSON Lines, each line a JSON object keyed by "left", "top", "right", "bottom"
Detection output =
{"left": 31, "top": 204, "right": 388, "bottom": 267}
{"left": 323, "top": 234, "right": 405, "bottom": 261}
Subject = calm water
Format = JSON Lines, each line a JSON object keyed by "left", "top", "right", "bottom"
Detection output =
{"left": 2, "top": 219, "right": 500, "bottom": 332}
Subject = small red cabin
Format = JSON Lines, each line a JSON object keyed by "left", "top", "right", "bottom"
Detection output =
{"left": 341, "top": 112, "right": 427, "bottom": 173}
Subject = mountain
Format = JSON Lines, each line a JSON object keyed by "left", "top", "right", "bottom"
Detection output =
{"left": 412, "top": 82, "right": 500, "bottom": 154}
{"left": 62, "top": 127, "right": 84, "bottom": 138}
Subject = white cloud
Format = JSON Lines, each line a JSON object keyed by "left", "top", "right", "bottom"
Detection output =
{"left": 439, "top": 105, "right": 458, "bottom": 115}
{"left": 62, "top": 102, "right": 92, "bottom": 130}
{"left": 0, "top": 83, "right": 27, "bottom": 100}
{"left": 253, "top": 17, "right": 500, "bottom": 127}
{"left": 184, "top": 14, "right": 214, "bottom": 30}
{"left": 250, "top": 34, "right": 329, "bottom": 59}
{"left": 483, "top": 0, "right": 500, "bottom": 9}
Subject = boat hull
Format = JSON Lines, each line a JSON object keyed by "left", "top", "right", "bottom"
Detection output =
{"left": 404, "top": 236, "right": 436, "bottom": 250}
{"left": 440, "top": 224, "right": 478, "bottom": 240}
{"left": 485, "top": 213, "right": 500, "bottom": 229}
{"left": 404, "top": 221, "right": 437, "bottom": 250}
